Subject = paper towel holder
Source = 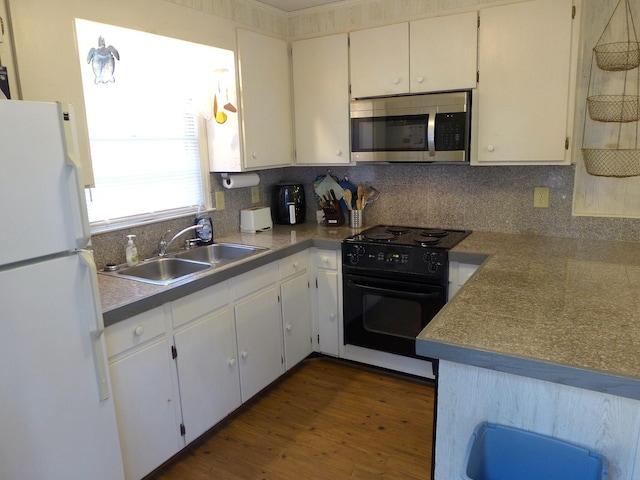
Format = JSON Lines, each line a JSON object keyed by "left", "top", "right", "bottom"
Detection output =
{"left": 220, "top": 172, "right": 260, "bottom": 189}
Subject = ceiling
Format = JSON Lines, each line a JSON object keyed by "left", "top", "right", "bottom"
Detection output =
{"left": 255, "top": 0, "right": 345, "bottom": 12}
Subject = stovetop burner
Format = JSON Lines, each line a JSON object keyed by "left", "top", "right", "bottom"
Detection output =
{"left": 346, "top": 225, "right": 471, "bottom": 250}
{"left": 363, "top": 232, "right": 397, "bottom": 242}
{"left": 420, "top": 229, "right": 448, "bottom": 238}
{"left": 386, "top": 226, "right": 411, "bottom": 235}
{"left": 414, "top": 237, "right": 441, "bottom": 246}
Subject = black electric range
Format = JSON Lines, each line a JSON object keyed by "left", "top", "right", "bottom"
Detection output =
{"left": 342, "top": 225, "right": 472, "bottom": 285}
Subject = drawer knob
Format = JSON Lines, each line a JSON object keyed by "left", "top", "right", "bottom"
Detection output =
{"left": 241, "top": 350, "right": 249, "bottom": 359}
{"left": 329, "top": 313, "right": 336, "bottom": 321}
{"left": 286, "top": 323, "right": 292, "bottom": 332}
{"left": 293, "top": 261, "right": 299, "bottom": 268}
{"left": 228, "top": 358, "right": 237, "bottom": 367}
{"left": 134, "top": 325, "right": 144, "bottom": 336}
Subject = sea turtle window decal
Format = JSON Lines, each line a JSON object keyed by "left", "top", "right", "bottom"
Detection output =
{"left": 87, "top": 36, "right": 120, "bottom": 84}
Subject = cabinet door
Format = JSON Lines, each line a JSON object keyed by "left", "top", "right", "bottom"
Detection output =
{"left": 292, "top": 33, "right": 350, "bottom": 164}
{"left": 109, "top": 339, "right": 183, "bottom": 480}
{"left": 350, "top": 23, "right": 409, "bottom": 98}
{"left": 234, "top": 286, "right": 284, "bottom": 402}
{"left": 317, "top": 269, "right": 340, "bottom": 357}
{"left": 236, "top": 29, "right": 292, "bottom": 169}
{"left": 474, "top": 0, "right": 575, "bottom": 164}
{"left": 281, "top": 272, "right": 312, "bottom": 369}
{"left": 410, "top": 12, "right": 478, "bottom": 93}
{"left": 173, "top": 308, "right": 240, "bottom": 444}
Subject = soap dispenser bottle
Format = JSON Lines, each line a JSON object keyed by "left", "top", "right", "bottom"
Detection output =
{"left": 195, "top": 209, "right": 213, "bottom": 245}
{"left": 125, "top": 235, "right": 139, "bottom": 266}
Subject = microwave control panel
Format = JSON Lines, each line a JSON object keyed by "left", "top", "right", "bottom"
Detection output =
{"left": 435, "top": 112, "right": 467, "bottom": 151}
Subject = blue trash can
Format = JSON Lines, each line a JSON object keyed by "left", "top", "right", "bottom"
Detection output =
{"left": 462, "top": 422, "right": 608, "bottom": 480}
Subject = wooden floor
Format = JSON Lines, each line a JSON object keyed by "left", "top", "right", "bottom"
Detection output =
{"left": 150, "top": 357, "right": 435, "bottom": 480}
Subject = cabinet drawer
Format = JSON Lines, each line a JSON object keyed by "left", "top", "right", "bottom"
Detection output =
{"left": 316, "top": 249, "right": 338, "bottom": 270}
{"left": 279, "top": 251, "right": 308, "bottom": 279}
{"left": 171, "top": 281, "right": 231, "bottom": 329}
{"left": 106, "top": 306, "right": 167, "bottom": 358}
{"left": 232, "top": 262, "right": 278, "bottom": 301}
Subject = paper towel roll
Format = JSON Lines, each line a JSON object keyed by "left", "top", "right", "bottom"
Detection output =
{"left": 221, "top": 173, "right": 260, "bottom": 189}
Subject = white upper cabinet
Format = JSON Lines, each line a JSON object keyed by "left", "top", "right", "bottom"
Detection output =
{"left": 292, "top": 33, "right": 350, "bottom": 165}
{"left": 236, "top": 29, "right": 293, "bottom": 170}
{"left": 473, "top": 0, "right": 578, "bottom": 165}
{"left": 349, "top": 13, "right": 478, "bottom": 99}
{"left": 410, "top": 12, "right": 478, "bottom": 93}
{"left": 350, "top": 23, "right": 409, "bottom": 98}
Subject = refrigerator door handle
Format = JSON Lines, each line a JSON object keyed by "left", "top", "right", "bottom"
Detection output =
{"left": 78, "top": 249, "right": 110, "bottom": 401}
{"left": 58, "top": 102, "right": 92, "bottom": 248}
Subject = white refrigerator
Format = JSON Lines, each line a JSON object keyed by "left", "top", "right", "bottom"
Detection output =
{"left": 0, "top": 100, "right": 125, "bottom": 480}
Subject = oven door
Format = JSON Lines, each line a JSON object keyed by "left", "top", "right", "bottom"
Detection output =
{"left": 343, "top": 272, "right": 446, "bottom": 359}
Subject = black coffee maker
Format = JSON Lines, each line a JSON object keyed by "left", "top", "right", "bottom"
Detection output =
{"left": 272, "top": 182, "right": 306, "bottom": 225}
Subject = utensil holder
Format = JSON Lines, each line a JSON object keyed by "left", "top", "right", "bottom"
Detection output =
{"left": 349, "top": 209, "right": 363, "bottom": 228}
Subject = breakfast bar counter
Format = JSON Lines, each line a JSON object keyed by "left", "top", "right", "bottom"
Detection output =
{"left": 416, "top": 231, "right": 640, "bottom": 479}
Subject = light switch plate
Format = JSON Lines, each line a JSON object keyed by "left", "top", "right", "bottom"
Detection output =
{"left": 251, "top": 186, "right": 260, "bottom": 204}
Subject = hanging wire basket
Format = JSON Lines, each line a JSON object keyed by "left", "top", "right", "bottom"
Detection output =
{"left": 587, "top": 95, "right": 640, "bottom": 122}
{"left": 582, "top": 148, "right": 640, "bottom": 177}
{"left": 594, "top": 41, "right": 640, "bottom": 71}
{"left": 582, "top": 0, "right": 640, "bottom": 178}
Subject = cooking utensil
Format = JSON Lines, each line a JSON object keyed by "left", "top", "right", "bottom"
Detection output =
{"left": 343, "top": 189, "right": 353, "bottom": 210}
{"left": 223, "top": 88, "right": 237, "bottom": 113}
{"left": 362, "top": 186, "right": 380, "bottom": 208}
{"left": 356, "top": 185, "right": 364, "bottom": 210}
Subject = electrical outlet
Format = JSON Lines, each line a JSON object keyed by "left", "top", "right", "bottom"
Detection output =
{"left": 534, "top": 187, "right": 550, "bottom": 208}
{"left": 251, "top": 186, "right": 260, "bottom": 204}
{"left": 215, "top": 191, "right": 225, "bottom": 210}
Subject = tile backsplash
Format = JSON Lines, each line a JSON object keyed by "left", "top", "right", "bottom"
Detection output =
{"left": 91, "top": 163, "right": 640, "bottom": 269}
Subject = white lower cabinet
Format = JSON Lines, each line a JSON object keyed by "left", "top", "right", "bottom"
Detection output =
{"left": 235, "top": 285, "right": 284, "bottom": 401}
{"left": 105, "top": 306, "right": 183, "bottom": 480}
{"left": 106, "top": 251, "right": 325, "bottom": 478}
{"left": 171, "top": 282, "right": 240, "bottom": 445}
{"left": 313, "top": 249, "right": 341, "bottom": 357}
{"left": 279, "top": 251, "right": 313, "bottom": 369}
{"left": 232, "top": 262, "right": 284, "bottom": 402}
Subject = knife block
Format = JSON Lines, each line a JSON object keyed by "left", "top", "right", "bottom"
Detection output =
{"left": 323, "top": 201, "right": 345, "bottom": 226}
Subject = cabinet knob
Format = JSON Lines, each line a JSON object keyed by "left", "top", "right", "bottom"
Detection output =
{"left": 252, "top": 152, "right": 257, "bottom": 159}
{"left": 134, "top": 325, "right": 144, "bottom": 336}
{"left": 329, "top": 313, "right": 336, "bottom": 321}
{"left": 286, "top": 323, "right": 292, "bottom": 332}
{"left": 393, "top": 78, "right": 401, "bottom": 85}
{"left": 241, "top": 350, "right": 249, "bottom": 359}
{"left": 487, "top": 145, "right": 495, "bottom": 153}
{"left": 322, "top": 257, "right": 329, "bottom": 265}
{"left": 416, "top": 76, "right": 424, "bottom": 84}
{"left": 336, "top": 149, "right": 342, "bottom": 156}
{"left": 293, "top": 260, "right": 299, "bottom": 269}
{"left": 228, "top": 357, "right": 237, "bottom": 367}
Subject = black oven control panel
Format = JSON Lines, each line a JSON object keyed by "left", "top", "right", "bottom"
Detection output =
{"left": 343, "top": 243, "right": 447, "bottom": 279}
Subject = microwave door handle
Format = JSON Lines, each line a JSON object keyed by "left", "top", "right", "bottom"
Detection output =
{"left": 348, "top": 281, "right": 440, "bottom": 300}
{"left": 427, "top": 114, "right": 436, "bottom": 157}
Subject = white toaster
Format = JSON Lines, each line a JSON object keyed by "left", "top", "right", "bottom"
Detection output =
{"left": 240, "top": 206, "right": 273, "bottom": 233}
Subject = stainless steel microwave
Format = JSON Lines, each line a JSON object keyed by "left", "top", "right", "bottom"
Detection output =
{"left": 350, "top": 90, "right": 471, "bottom": 163}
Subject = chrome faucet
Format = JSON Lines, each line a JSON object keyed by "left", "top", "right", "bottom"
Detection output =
{"left": 158, "top": 225, "right": 203, "bottom": 256}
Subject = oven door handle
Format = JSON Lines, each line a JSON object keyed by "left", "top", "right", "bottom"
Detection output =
{"left": 348, "top": 280, "right": 441, "bottom": 300}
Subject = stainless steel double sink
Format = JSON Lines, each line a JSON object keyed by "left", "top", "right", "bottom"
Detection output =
{"left": 106, "top": 243, "right": 268, "bottom": 285}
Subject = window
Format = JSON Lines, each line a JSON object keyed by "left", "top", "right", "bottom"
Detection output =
{"left": 75, "top": 19, "right": 236, "bottom": 230}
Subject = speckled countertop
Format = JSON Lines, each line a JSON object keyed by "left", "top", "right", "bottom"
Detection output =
{"left": 99, "top": 224, "right": 640, "bottom": 400}
{"left": 418, "top": 231, "right": 640, "bottom": 400}
{"left": 98, "top": 223, "right": 352, "bottom": 325}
